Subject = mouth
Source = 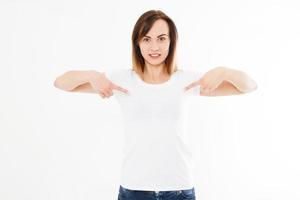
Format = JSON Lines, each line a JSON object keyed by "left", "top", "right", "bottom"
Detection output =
{"left": 149, "top": 53, "right": 161, "bottom": 59}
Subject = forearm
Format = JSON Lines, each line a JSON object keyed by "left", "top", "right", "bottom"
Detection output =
{"left": 54, "top": 70, "right": 102, "bottom": 91}
{"left": 224, "top": 68, "right": 257, "bottom": 93}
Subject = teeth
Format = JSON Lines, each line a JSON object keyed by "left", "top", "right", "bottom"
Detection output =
{"left": 150, "top": 54, "right": 160, "bottom": 57}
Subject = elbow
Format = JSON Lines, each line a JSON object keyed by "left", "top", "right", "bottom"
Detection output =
{"left": 249, "top": 79, "right": 258, "bottom": 92}
{"left": 253, "top": 82, "right": 258, "bottom": 91}
{"left": 53, "top": 77, "right": 63, "bottom": 89}
{"left": 243, "top": 80, "right": 258, "bottom": 93}
{"left": 53, "top": 78, "right": 60, "bottom": 88}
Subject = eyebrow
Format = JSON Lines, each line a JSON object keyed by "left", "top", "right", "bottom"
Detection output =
{"left": 144, "top": 34, "right": 168, "bottom": 38}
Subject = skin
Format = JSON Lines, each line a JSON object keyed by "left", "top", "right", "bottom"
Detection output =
{"left": 138, "top": 19, "right": 171, "bottom": 83}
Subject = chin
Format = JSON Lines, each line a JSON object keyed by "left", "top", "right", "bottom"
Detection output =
{"left": 148, "top": 62, "right": 165, "bottom": 67}
{"left": 146, "top": 58, "right": 166, "bottom": 66}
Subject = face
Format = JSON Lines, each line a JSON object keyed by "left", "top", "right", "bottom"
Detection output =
{"left": 138, "top": 19, "right": 170, "bottom": 69}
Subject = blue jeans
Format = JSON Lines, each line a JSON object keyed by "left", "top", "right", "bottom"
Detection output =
{"left": 118, "top": 185, "right": 196, "bottom": 200}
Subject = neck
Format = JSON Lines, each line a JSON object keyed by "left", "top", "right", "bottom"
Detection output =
{"left": 143, "top": 64, "right": 168, "bottom": 81}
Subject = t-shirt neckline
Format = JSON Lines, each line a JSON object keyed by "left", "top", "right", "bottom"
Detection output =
{"left": 132, "top": 70, "right": 180, "bottom": 88}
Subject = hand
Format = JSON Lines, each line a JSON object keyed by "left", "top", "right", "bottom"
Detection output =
{"left": 88, "top": 71, "right": 129, "bottom": 99}
{"left": 184, "top": 67, "right": 228, "bottom": 95}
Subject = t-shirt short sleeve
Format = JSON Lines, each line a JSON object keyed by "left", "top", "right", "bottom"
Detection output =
{"left": 183, "top": 69, "right": 203, "bottom": 96}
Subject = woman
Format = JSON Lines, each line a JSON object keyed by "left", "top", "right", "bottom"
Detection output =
{"left": 54, "top": 10, "right": 257, "bottom": 200}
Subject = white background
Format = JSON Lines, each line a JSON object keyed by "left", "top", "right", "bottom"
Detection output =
{"left": 1, "top": 0, "right": 299, "bottom": 200}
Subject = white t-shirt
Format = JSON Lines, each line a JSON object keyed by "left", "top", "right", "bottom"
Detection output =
{"left": 104, "top": 68, "right": 203, "bottom": 191}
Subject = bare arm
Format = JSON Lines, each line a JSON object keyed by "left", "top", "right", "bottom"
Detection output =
{"left": 184, "top": 66, "right": 257, "bottom": 97}
{"left": 53, "top": 70, "right": 129, "bottom": 98}
{"left": 53, "top": 70, "right": 103, "bottom": 93}
{"left": 201, "top": 67, "right": 257, "bottom": 96}
{"left": 200, "top": 80, "right": 242, "bottom": 96}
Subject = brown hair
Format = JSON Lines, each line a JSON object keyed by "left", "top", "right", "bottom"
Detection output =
{"left": 131, "top": 10, "right": 178, "bottom": 77}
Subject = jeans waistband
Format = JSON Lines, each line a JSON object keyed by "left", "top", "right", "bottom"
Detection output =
{"left": 119, "top": 185, "right": 195, "bottom": 195}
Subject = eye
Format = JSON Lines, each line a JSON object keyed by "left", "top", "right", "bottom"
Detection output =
{"left": 143, "top": 38, "right": 150, "bottom": 42}
{"left": 159, "top": 37, "right": 166, "bottom": 41}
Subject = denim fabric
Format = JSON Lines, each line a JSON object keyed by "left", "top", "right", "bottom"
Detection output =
{"left": 118, "top": 185, "right": 196, "bottom": 200}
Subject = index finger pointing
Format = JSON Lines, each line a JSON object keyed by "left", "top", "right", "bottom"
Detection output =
{"left": 184, "top": 80, "right": 200, "bottom": 91}
{"left": 112, "top": 84, "right": 129, "bottom": 94}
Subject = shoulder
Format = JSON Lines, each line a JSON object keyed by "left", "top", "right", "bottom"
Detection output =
{"left": 104, "top": 68, "right": 135, "bottom": 90}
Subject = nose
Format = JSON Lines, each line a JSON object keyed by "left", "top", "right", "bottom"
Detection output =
{"left": 149, "top": 41, "right": 160, "bottom": 51}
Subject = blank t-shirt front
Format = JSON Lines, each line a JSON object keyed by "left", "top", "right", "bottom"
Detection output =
{"left": 104, "top": 68, "right": 203, "bottom": 191}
